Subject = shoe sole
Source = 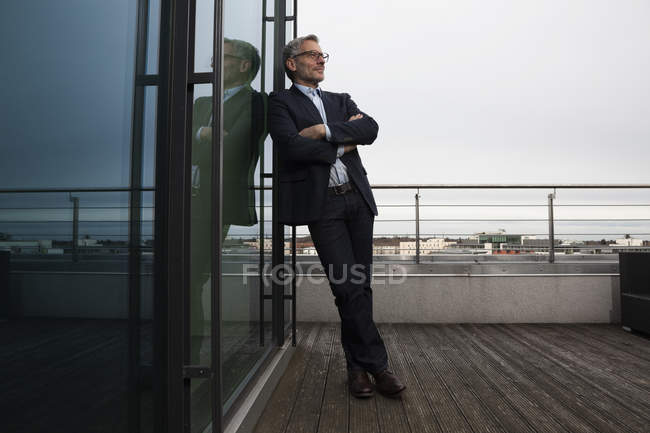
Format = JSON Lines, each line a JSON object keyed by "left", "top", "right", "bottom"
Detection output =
{"left": 351, "top": 391, "right": 373, "bottom": 398}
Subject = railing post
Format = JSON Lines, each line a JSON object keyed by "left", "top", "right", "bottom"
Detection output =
{"left": 548, "top": 191, "right": 555, "bottom": 263}
{"left": 415, "top": 189, "right": 420, "bottom": 264}
{"left": 69, "top": 194, "right": 79, "bottom": 262}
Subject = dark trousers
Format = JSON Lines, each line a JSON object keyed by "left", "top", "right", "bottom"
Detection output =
{"left": 308, "top": 185, "right": 388, "bottom": 373}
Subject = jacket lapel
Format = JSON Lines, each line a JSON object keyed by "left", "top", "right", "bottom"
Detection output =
{"left": 320, "top": 90, "right": 338, "bottom": 124}
{"left": 290, "top": 85, "right": 325, "bottom": 123}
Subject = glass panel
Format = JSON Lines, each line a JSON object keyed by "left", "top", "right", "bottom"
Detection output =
{"left": 0, "top": 1, "right": 161, "bottom": 432}
{"left": 190, "top": 379, "right": 212, "bottom": 433}
{"left": 0, "top": 191, "right": 132, "bottom": 431}
{"left": 0, "top": 2, "right": 137, "bottom": 189}
{"left": 264, "top": 20, "right": 275, "bottom": 92}
{"left": 285, "top": 20, "right": 294, "bottom": 43}
{"left": 222, "top": 0, "right": 269, "bottom": 405}
{"left": 146, "top": 0, "right": 161, "bottom": 74}
{"left": 265, "top": 0, "right": 274, "bottom": 18}
{"left": 140, "top": 190, "right": 155, "bottom": 433}
{"left": 190, "top": 84, "right": 213, "bottom": 369}
{"left": 190, "top": 0, "right": 214, "bottom": 429}
{"left": 143, "top": 87, "right": 158, "bottom": 187}
{"left": 194, "top": 0, "right": 215, "bottom": 73}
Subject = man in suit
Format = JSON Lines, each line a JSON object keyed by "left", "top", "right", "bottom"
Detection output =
{"left": 192, "top": 38, "right": 265, "bottom": 229}
{"left": 190, "top": 38, "right": 266, "bottom": 363}
{"left": 268, "top": 34, "right": 405, "bottom": 398}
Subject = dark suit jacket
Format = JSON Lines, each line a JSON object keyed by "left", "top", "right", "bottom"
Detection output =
{"left": 192, "top": 85, "right": 266, "bottom": 226}
{"left": 269, "top": 85, "right": 379, "bottom": 225}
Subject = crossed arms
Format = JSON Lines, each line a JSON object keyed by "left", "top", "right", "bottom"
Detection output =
{"left": 268, "top": 92, "right": 379, "bottom": 165}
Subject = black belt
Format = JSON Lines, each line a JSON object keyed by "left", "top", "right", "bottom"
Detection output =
{"left": 328, "top": 182, "right": 355, "bottom": 195}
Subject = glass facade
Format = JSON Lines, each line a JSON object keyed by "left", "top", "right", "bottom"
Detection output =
{"left": 0, "top": 0, "right": 154, "bottom": 431}
{"left": 0, "top": 0, "right": 293, "bottom": 432}
{"left": 220, "top": 0, "right": 270, "bottom": 407}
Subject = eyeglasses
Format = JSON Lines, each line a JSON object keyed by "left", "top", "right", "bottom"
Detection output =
{"left": 292, "top": 50, "right": 330, "bottom": 63}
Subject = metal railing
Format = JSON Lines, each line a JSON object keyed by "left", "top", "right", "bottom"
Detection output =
{"left": 3, "top": 184, "right": 650, "bottom": 266}
{"left": 241, "top": 183, "right": 650, "bottom": 265}
{"left": 369, "top": 184, "right": 650, "bottom": 264}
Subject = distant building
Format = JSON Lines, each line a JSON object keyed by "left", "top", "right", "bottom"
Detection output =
{"left": 478, "top": 231, "right": 522, "bottom": 244}
{"left": 0, "top": 240, "right": 53, "bottom": 254}
{"left": 399, "top": 238, "right": 457, "bottom": 255}
{"left": 611, "top": 237, "right": 644, "bottom": 247}
{"left": 373, "top": 245, "right": 398, "bottom": 255}
{"left": 301, "top": 246, "right": 318, "bottom": 255}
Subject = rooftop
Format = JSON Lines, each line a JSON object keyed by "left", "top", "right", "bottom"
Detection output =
{"left": 253, "top": 322, "right": 650, "bottom": 433}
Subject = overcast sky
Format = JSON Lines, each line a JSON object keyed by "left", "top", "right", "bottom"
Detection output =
{"left": 2, "top": 1, "right": 648, "bottom": 240}
{"left": 297, "top": 0, "right": 650, "bottom": 185}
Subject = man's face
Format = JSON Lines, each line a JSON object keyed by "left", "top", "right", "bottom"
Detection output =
{"left": 287, "top": 40, "right": 325, "bottom": 86}
{"left": 222, "top": 42, "right": 250, "bottom": 88}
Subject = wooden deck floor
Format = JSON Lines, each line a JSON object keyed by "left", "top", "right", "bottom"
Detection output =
{"left": 253, "top": 323, "right": 650, "bottom": 433}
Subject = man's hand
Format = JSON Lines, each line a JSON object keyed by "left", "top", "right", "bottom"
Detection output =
{"left": 343, "top": 144, "right": 357, "bottom": 154}
{"left": 200, "top": 126, "right": 212, "bottom": 140}
{"left": 342, "top": 115, "right": 364, "bottom": 153}
{"left": 298, "top": 124, "right": 326, "bottom": 140}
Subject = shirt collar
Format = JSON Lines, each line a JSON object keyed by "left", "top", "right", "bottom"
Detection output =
{"left": 224, "top": 84, "right": 246, "bottom": 101}
{"left": 294, "top": 83, "right": 322, "bottom": 98}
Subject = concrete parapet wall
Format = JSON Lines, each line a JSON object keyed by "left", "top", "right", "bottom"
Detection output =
{"left": 297, "top": 275, "right": 621, "bottom": 324}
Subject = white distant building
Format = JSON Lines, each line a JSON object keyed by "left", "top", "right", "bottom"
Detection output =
{"left": 243, "top": 238, "right": 290, "bottom": 252}
{"left": 399, "top": 238, "right": 456, "bottom": 255}
{"left": 373, "top": 245, "right": 397, "bottom": 255}
{"left": 77, "top": 238, "right": 100, "bottom": 247}
{"left": 611, "top": 237, "right": 644, "bottom": 247}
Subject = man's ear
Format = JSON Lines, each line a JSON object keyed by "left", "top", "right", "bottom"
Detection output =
{"left": 239, "top": 60, "right": 251, "bottom": 73}
{"left": 286, "top": 58, "right": 296, "bottom": 72}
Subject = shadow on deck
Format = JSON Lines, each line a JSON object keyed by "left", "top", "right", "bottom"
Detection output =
{"left": 253, "top": 323, "right": 650, "bottom": 433}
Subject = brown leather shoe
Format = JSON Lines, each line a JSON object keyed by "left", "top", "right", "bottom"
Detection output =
{"left": 348, "top": 370, "right": 373, "bottom": 398}
{"left": 372, "top": 369, "right": 406, "bottom": 397}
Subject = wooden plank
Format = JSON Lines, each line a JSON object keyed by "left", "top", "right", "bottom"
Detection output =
{"left": 448, "top": 324, "right": 598, "bottom": 433}
{"left": 253, "top": 322, "right": 319, "bottom": 433}
{"left": 410, "top": 324, "right": 535, "bottom": 433}
{"left": 348, "top": 384, "right": 379, "bottom": 433}
{"left": 464, "top": 324, "right": 645, "bottom": 433}
{"left": 530, "top": 325, "right": 650, "bottom": 392}
{"left": 379, "top": 323, "right": 442, "bottom": 433}
{"left": 574, "top": 324, "right": 650, "bottom": 363}
{"left": 513, "top": 324, "right": 650, "bottom": 413}
{"left": 559, "top": 325, "right": 650, "bottom": 382}
{"left": 406, "top": 325, "right": 506, "bottom": 433}
{"left": 317, "top": 323, "right": 349, "bottom": 433}
{"left": 501, "top": 324, "right": 650, "bottom": 423}
{"left": 394, "top": 323, "right": 473, "bottom": 433}
{"left": 285, "top": 323, "right": 336, "bottom": 433}
{"left": 445, "top": 324, "right": 586, "bottom": 433}
{"left": 374, "top": 324, "right": 411, "bottom": 433}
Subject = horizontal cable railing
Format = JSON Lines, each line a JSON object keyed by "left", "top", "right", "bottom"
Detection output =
{"left": 2, "top": 185, "right": 649, "bottom": 270}
{"left": 253, "top": 183, "right": 650, "bottom": 265}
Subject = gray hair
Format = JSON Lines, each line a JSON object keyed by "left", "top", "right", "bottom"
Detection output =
{"left": 283, "top": 34, "right": 319, "bottom": 81}
{"left": 224, "top": 38, "right": 261, "bottom": 82}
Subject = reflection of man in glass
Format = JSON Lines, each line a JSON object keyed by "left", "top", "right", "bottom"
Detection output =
{"left": 190, "top": 38, "right": 266, "bottom": 363}
{"left": 192, "top": 38, "right": 265, "bottom": 231}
